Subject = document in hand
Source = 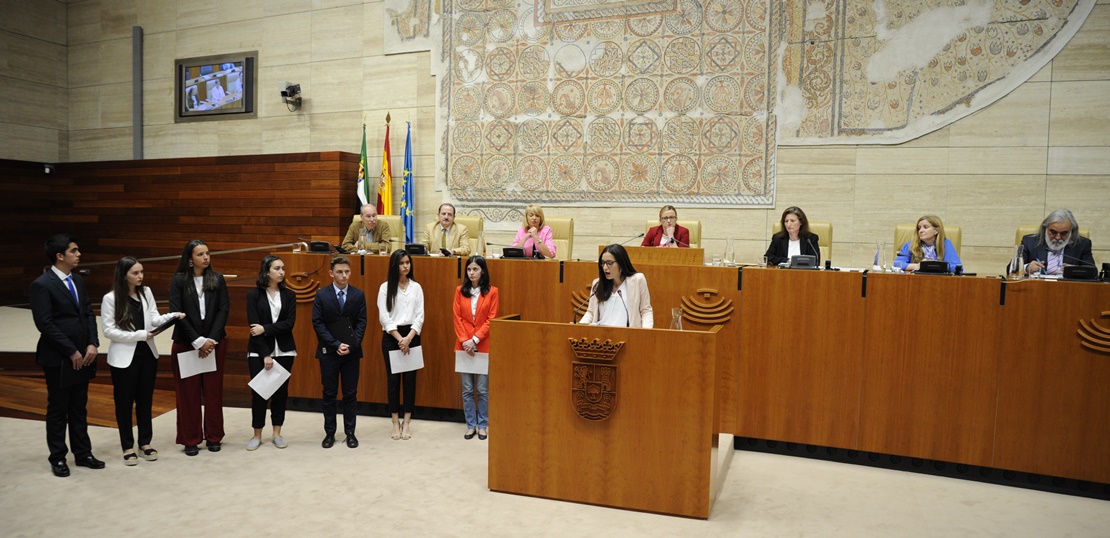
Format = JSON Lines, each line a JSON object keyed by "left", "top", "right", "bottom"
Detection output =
{"left": 388, "top": 345, "right": 425, "bottom": 373}
{"left": 454, "top": 350, "right": 489, "bottom": 375}
{"left": 326, "top": 319, "right": 358, "bottom": 346}
{"left": 247, "top": 361, "right": 292, "bottom": 400}
{"left": 176, "top": 349, "right": 217, "bottom": 379}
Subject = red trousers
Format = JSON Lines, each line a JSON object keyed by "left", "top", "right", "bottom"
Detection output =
{"left": 171, "top": 341, "right": 226, "bottom": 446}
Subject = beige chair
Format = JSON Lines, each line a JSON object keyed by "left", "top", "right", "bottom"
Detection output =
{"left": 894, "top": 223, "right": 961, "bottom": 257}
{"left": 545, "top": 217, "right": 574, "bottom": 260}
{"left": 643, "top": 219, "right": 702, "bottom": 248}
{"left": 351, "top": 214, "right": 406, "bottom": 252}
{"left": 1015, "top": 225, "right": 1090, "bottom": 245}
{"left": 454, "top": 215, "right": 484, "bottom": 255}
{"left": 772, "top": 221, "right": 833, "bottom": 260}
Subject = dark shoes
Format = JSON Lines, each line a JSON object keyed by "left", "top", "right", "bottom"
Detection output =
{"left": 51, "top": 460, "right": 70, "bottom": 477}
{"left": 345, "top": 434, "right": 359, "bottom": 448}
{"left": 477, "top": 428, "right": 488, "bottom": 441}
{"left": 464, "top": 429, "right": 477, "bottom": 440}
{"left": 322, "top": 434, "right": 335, "bottom": 449}
{"left": 184, "top": 445, "right": 200, "bottom": 456}
{"left": 75, "top": 455, "right": 106, "bottom": 469}
{"left": 205, "top": 441, "right": 221, "bottom": 452}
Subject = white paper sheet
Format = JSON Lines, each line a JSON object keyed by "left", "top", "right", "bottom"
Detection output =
{"left": 247, "top": 360, "right": 292, "bottom": 400}
{"left": 176, "top": 349, "right": 217, "bottom": 379}
{"left": 454, "top": 350, "right": 489, "bottom": 375}
{"left": 388, "top": 345, "right": 425, "bottom": 373}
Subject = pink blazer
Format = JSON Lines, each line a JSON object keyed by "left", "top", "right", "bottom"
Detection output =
{"left": 511, "top": 226, "right": 556, "bottom": 258}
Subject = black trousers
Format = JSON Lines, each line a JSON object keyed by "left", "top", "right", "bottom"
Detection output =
{"left": 248, "top": 355, "right": 295, "bottom": 429}
{"left": 381, "top": 327, "right": 420, "bottom": 415}
{"left": 109, "top": 346, "right": 158, "bottom": 451}
{"left": 320, "top": 354, "right": 359, "bottom": 435}
{"left": 42, "top": 365, "right": 92, "bottom": 463}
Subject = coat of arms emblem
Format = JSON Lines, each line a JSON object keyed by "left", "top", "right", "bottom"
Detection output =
{"left": 569, "top": 337, "right": 624, "bottom": 420}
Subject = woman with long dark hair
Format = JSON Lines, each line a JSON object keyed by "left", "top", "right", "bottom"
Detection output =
{"left": 579, "top": 244, "right": 654, "bottom": 328}
{"left": 245, "top": 255, "right": 297, "bottom": 450}
{"left": 377, "top": 249, "right": 424, "bottom": 440}
{"left": 102, "top": 256, "right": 184, "bottom": 465}
{"left": 168, "top": 240, "right": 230, "bottom": 456}
{"left": 452, "top": 255, "right": 499, "bottom": 440}
{"left": 764, "top": 206, "right": 821, "bottom": 266}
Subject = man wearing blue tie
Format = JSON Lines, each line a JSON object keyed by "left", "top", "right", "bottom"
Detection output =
{"left": 30, "top": 234, "right": 103, "bottom": 477}
{"left": 311, "top": 255, "right": 367, "bottom": 449}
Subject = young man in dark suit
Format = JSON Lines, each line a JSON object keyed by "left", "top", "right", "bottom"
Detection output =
{"left": 311, "top": 255, "right": 367, "bottom": 449}
{"left": 30, "top": 234, "right": 104, "bottom": 477}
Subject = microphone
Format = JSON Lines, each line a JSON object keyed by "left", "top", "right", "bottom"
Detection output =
{"left": 1062, "top": 252, "right": 1096, "bottom": 267}
{"left": 806, "top": 236, "right": 821, "bottom": 265}
{"left": 76, "top": 268, "right": 91, "bottom": 276}
{"left": 616, "top": 289, "right": 629, "bottom": 327}
{"left": 619, "top": 232, "right": 646, "bottom": 246}
{"left": 668, "top": 233, "right": 690, "bottom": 248}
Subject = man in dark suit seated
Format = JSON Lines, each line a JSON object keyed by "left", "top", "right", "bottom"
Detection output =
{"left": 30, "top": 234, "right": 104, "bottom": 477}
{"left": 311, "top": 255, "right": 367, "bottom": 449}
{"left": 1017, "top": 208, "right": 1096, "bottom": 276}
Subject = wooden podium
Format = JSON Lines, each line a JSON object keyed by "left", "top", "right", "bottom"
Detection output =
{"left": 488, "top": 317, "right": 726, "bottom": 519}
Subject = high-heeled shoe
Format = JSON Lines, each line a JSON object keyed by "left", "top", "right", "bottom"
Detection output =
{"left": 401, "top": 419, "right": 412, "bottom": 440}
{"left": 390, "top": 418, "right": 401, "bottom": 441}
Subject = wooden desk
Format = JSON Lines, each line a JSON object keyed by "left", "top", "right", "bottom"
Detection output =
{"left": 598, "top": 245, "right": 705, "bottom": 266}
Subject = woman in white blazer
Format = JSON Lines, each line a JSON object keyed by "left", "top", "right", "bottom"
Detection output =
{"left": 101, "top": 256, "right": 183, "bottom": 466}
{"left": 580, "top": 244, "right": 653, "bottom": 328}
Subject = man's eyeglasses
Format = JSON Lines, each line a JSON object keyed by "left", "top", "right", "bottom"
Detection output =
{"left": 661, "top": 216, "right": 677, "bottom": 221}
{"left": 1047, "top": 228, "right": 1071, "bottom": 238}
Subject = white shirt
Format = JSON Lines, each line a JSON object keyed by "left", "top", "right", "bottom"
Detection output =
{"left": 596, "top": 281, "right": 630, "bottom": 328}
{"left": 788, "top": 239, "right": 801, "bottom": 259}
{"left": 194, "top": 276, "right": 206, "bottom": 320}
{"left": 377, "top": 280, "right": 425, "bottom": 334}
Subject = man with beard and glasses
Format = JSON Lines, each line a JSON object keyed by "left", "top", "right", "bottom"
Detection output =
{"left": 1016, "top": 209, "right": 1096, "bottom": 276}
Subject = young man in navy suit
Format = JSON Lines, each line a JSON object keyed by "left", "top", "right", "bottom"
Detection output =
{"left": 311, "top": 255, "right": 367, "bottom": 449}
{"left": 30, "top": 234, "right": 104, "bottom": 477}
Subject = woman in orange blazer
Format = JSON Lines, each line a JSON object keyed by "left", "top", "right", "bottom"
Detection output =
{"left": 452, "top": 255, "right": 499, "bottom": 440}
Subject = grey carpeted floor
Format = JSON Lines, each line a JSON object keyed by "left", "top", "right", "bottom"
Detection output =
{"left": 1, "top": 408, "right": 1109, "bottom": 537}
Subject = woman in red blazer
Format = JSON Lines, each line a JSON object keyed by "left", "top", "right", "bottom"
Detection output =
{"left": 642, "top": 205, "right": 690, "bottom": 247}
{"left": 452, "top": 255, "right": 499, "bottom": 440}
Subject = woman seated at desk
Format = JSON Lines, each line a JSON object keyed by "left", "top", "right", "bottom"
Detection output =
{"left": 764, "top": 206, "right": 821, "bottom": 266}
{"left": 642, "top": 205, "right": 689, "bottom": 248}
{"left": 894, "top": 215, "right": 962, "bottom": 272}
{"left": 579, "top": 244, "right": 653, "bottom": 329}
{"left": 511, "top": 204, "right": 556, "bottom": 259}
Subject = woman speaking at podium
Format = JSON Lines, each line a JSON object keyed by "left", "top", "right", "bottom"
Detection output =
{"left": 452, "top": 255, "right": 499, "bottom": 440}
{"left": 579, "top": 244, "right": 653, "bottom": 328}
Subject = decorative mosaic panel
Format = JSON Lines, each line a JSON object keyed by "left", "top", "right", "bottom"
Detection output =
{"left": 778, "top": 0, "right": 1097, "bottom": 144}
{"left": 436, "top": 0, "right": 778, "bottom": 207}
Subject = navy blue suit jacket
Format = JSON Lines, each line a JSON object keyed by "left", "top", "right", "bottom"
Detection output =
{"left": 1017, "top": 234, "right": 1095, "bottom": 273}
{"left": 30, "top": 270, "right": 100, "bottom": 368}
{"left": 312, "top": 284, "right": 367, "bottom": 360}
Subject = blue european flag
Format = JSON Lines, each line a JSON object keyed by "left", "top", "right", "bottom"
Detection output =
{"left": 401, "top": 122, "right": 415, "bottom": 244}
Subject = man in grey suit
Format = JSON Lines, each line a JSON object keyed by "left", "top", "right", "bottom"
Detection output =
{"left": 30, "top": 234, "right": 104, "bottom": 477}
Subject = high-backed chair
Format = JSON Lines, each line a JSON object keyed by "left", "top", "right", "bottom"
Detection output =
{"left": 545, "top": 217, "right": 574, "bottom": 260}
{"left": 772, "top": 221, "right": 833, "bottom": 260}
{"left": 454, "top": 215, "right": 484, "bottom": 255}
{"left": 643, "top": 219, "right": 702, "bottom": 248}
{"left": 351, "top": 214, "right": 406, "bottom": 252}
{"left": 1015, "top": 225, "right": 1090, "bottom": 245}
{"left": 894, "top": 223, "right": 961, "bottom": 257}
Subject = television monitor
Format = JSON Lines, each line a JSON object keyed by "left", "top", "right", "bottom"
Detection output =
{"left": 175, "top": 51, "right": 257, "bottom": 122}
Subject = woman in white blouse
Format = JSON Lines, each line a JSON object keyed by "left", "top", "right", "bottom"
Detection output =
{"left": 378, "top": 250, "right": 424, "bottom": 440}
{"left": 102, "top": 256, "right": 183, "bottom": 466}
{"left": 245, "top": 256, "right": 297, "bottom": 450}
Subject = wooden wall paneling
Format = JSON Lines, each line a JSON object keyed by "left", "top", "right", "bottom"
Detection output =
{"left": 858, "top": 274, "right": 1001, "bottom": 467}
{"left": 485, "top": 259, "right": 562, "bottom": 322}
{"left": 0, "top": 159, "right": 70, "bottom": 305}
{"left": 994, "top": 280, "right": 1110, "bottom": 483}
{"left": 737, "top": 268, "right": 866, "bottom": 448}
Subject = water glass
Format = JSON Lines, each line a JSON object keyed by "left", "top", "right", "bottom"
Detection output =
{"left": 711, "top": 254, "right": 722, "bottom": 266}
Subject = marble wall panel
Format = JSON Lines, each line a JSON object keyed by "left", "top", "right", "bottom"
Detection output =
{"left": 2, "top": 0, "right": 68, "bottom": 45}
{"left": 1047, "top": 147, "right": 1110, "bottom": 175}
{"left": 308, "top": 110, "right": 364, "bottom": 152}
{"left": 308, "top": 58, "right": 365, "bottom": 115}
{"left": 852, "top": 174, "right": 950, "bottom": 244}
{"left": 311, "top": 4, "right": 365, "bottom": 63}
{"left": 1051, "top": 5, "right": 1110, "bottom": 82}
{"left": 262, "top": 13, "right": 313, "bottom": 67}
{"left": 1, "top": 32, "right": 67, "bottom": 87}
{"left": 948, "top": 146, "right": 1049, "bottom": 176}
{"left": 855, "top": 148, "right": 949, "bottom": 175}
{"left": 141, "top": 32, "right": 177, "bottom": 87}
{"left": 258, "top": 115, "right": 314, "bottom": 156}
{"left": 776, "top": 147, "right": 858, "bottom": 175}
{"left": 3, "top": 77, "right": 67, "bottom": 130}
{"left": 67, "top": 0, "right": 104, "bottom": 47}
{"left": 174, "top": 20, "right": 263, "bottom": 60}
{"left": 773, "top": 173, "right": 858, "bottom": 240}
{"left": 136, "top": 0, "right": 179, "bottom": 35}
{"left": 948, "top": 83, "right": 1051, "bottom": 148}
{"left": 0, "top": 123, "right": 62, "bottom": 162}
{"left": 363, "top": 54, "right": 428, "bottom": 110}
{"left": 70, "top": 39, "right": 132, "bottom": 89}
{"left": 67, "top": 126, "right": 131, "bottom": 162}
{"left": 258, "top": 63, "right": 311, "bottom": 118}
{"left": 945, "top": 175, "right": 1048, "bottom": 248}
{"left": 1049, "top": 81, "right": 1110, "bottom": 147}
{"left": 1046, "top": 174, "right": 1110, "bottom": 243}
{"left": 897, "top": 126, "right": 951, "bottom": 149}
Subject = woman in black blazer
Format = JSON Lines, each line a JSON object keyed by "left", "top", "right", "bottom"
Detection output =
{"left": 245, "top": 255, "right": 298, "bottom": 450}
{"left": 764, "top": 206, "right": 821, "bottom": 266}
{"left": 168, "top": 239, "right": 230, "bottom": 457}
